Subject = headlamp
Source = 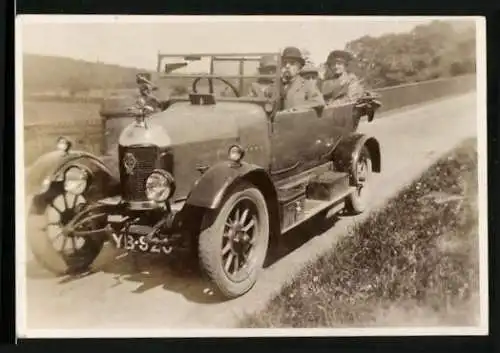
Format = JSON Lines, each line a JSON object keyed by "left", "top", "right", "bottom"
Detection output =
{"left": 63, "top": 166, "right": 89, "bottom": 195}
{"left": 228, "top": 145, "right": 245, "bottom": 163}
{"left": 56, "top": 137, "right": 72, "bottom": 153}
{"left": 145, "top": 170, "right": 175, "bottom": 202}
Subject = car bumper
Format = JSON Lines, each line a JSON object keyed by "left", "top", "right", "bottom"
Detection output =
{"left": 94, "top": 196, "right": 188, "bottom": 254}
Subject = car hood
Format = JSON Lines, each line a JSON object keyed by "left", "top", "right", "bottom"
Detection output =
{"left": 146, "top": 101, "right": 265, "bottom": 146}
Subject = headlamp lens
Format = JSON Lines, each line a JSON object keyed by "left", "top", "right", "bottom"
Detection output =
{"left": 57, "top": 137, "right": 71, "bottom": 152}
{"left": 145, "top": 170, "right": 174, "bottom": 202}
{"left": 228, "top": 145, "right": 244, "bottom": 162}
{"left": 63, "top": 166, "right": 88, "bottom": 195}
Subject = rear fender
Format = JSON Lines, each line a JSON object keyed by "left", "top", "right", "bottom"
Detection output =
{"left": 26, "top": 150, "right": 120, "bottom": 215}
{"left": 185, "top": 161, "right": 280, "bottom": 235}
{"left": 332, "top": 133, "right": 381, "bottom": 182}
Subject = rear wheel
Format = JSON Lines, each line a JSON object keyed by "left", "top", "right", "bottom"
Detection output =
{"left": 27, "top": 191, "right": 106, "bottom": 276}
{"left": 198, "top": 182, "right": 270, "bottom": 299}
{"left": 345, "top": 146, "right": 373, "bottom": 214}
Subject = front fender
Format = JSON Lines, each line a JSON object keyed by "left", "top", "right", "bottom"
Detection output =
{"left": 332, "top": 133, "right": 381, "bottom": 176}
{"left": 26, "top": 149, "right": 120, "bottom": 213}
{"left": 185, "top": 161, "right": 273, "bottom": 210}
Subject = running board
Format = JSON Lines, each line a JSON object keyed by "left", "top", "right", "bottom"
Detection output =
{"left": 281, "top": 188, "right": 354, "bottom": 234}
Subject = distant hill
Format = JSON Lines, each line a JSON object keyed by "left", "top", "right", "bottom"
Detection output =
{"left": 23, "top": 54, "right": 153, "bottom": 94}
{"left": 22, "top": 53, "right": 239, "bottom": 98}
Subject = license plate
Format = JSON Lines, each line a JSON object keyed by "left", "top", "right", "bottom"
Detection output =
{"left": 110, "top": 233, "right": 171, "bottom": 254}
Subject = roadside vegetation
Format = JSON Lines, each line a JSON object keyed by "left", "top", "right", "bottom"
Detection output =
{"left": 240, "top": 138, "right": 480, "bottom": 328}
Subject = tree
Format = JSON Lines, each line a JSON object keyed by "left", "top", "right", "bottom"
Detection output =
{"left": 345, "top": 20, "right": 476, "bottom": 88}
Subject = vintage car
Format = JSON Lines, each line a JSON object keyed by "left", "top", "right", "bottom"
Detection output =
{"left": 25, "top": 51, "right": 382, "bottom": 299}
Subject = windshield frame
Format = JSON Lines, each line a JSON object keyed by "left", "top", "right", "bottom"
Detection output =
{"left": 155, "top": 52, "right": 282, "bottom": 102}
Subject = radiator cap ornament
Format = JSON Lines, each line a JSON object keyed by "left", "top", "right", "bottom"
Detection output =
{"left": 123, "top": 152, "right": 137, "bottom": 175}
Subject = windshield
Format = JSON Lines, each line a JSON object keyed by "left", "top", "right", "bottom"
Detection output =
{"left": 156, "top": 54, "right": 279, "bottom": 98}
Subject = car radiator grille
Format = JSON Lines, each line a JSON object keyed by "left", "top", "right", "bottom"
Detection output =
{"left": 119, "top": 145, "right": 158, "bottom": 201}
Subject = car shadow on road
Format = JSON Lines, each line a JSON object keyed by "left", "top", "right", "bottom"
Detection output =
{"left": 25, "top": 208, "right": 348, "bottom": 305}
{"left": 263, "top": 209, "right": 343, "bottom": 268}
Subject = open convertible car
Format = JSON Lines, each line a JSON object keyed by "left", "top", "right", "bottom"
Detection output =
{"left": 25, "top": 51, "right": 382, "bottom": 299}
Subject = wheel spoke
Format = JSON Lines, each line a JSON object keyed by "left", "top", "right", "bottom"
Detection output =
{"left": 222, "top": 242, "right": 231, "bottom": 255}
{"left": 239, "top": 208, "right": 249, "bottom": 226}
{"left": 71, "top": 236, "right": 77, "bottom": 252}
{"left": 242, "top": 218, "right": 256, "bottom": 232}
{"left": 233, "top": 254, "right": 240, "bottom": 272}
{"left": 63, "top": 193, "right": 69, "bottom": 210}
{"left": 225, "top": 219, "right": 234, "bottom": 228}
{"left": 76, "top": 194, "right": 87, "bottom": 208}
{"left": 70, "top": 193, "right": 78, "bottom": 210}
{"left": 225, "top": 253, "right": 234, "bottom": 272}
{"left": 241, "top": 250, "right": 249, "bottom": 262}
{"left": 46, "top": 221, "right": 61, "bottom": 227}
{"left": 234, "top": 208, "right": 240, "bottom": 223}
{"left": 243, "top": 238, "right": 253, "bottom": 254}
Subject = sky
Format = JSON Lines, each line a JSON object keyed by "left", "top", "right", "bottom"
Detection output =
{"left": 18, "top": 15, "right": 472, "bottom": 71}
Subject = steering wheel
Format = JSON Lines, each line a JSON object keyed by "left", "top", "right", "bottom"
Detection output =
{"left": 192, "top": 77, "right": 240, "bottom": 97}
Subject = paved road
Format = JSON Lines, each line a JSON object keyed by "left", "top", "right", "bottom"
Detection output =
{"left": 20, "top": 92, "right": 478, "bottom": 336}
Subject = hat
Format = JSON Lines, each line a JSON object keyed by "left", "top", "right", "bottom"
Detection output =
{"left": 259, "top": 55, "right": 277, "bottom": 69}
{"left": 281, "top": 46, "right": 305, "bottom": 66}
{"left": 300, "top": 61, "right": 319, "bottom": 75}
{"left": 327, "top": 50, "right": 354, "bottom": 64}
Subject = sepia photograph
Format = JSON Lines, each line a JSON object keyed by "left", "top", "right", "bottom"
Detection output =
{"left": 15, "top": 15, "right": 488, "bottom": 338}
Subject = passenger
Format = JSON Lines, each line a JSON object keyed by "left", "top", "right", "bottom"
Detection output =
{"left": 248, "top": 55, "right": 278, "bottom": 99}
{"left": 321, "top": 50, "right": 364, "bottom": 104}
{"left": 279, "top": 47, "right": 325, "bottom": 110}
{"left": 299, "top": 60, "right": 320, "bottom": 89}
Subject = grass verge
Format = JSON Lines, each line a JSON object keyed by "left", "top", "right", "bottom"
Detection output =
{"left": 240, "top": 137, "right": 480, "bottom": 328}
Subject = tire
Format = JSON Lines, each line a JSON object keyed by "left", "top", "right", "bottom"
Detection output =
{"left": 27, "top": 190, "right": 106, "bottom": 276}
{"left": 198, "top": 182, "right": 270, "bottom": 299}
{"left": 345, "top": 146, "right": 373, "bottom": 214}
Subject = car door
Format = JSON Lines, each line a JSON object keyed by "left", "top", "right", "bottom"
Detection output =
{"left": 316, "top": 101, "right": 357, "bottom": 159}
{"left": 269, "top": 106, "right": 326, "bottom": 181}
{"left": 269, "top": 102, "right": 356, "bottom": 181}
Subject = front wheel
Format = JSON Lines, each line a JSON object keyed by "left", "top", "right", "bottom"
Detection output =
{"left": 27, "top": 191, "right": 106, "bottom": 276}
{"left": 198, "top": 182, "right": 270, "bottom": 299}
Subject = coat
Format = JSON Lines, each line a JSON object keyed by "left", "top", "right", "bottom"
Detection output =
{"left": 281, "top": 75, "right": 325, "bottom": 110}
{"left": 321, "top": 72, "right": 364, "bottom": 104}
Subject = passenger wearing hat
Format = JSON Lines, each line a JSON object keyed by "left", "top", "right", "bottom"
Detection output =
{"left": 279, "top": 46, "right": 324, "bottom": 110}
{"left": 300, "top": 60, "right": 320, "bottom": 88}
{"left": 248, "top": 55, "right": 278, "bottom": 98}
{"left": 321, "top": 50, "right": 364, "bottom": 104}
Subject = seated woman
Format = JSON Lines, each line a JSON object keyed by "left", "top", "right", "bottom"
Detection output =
{"left": 321, "top": 50, "right": 364, "bottom": 105}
